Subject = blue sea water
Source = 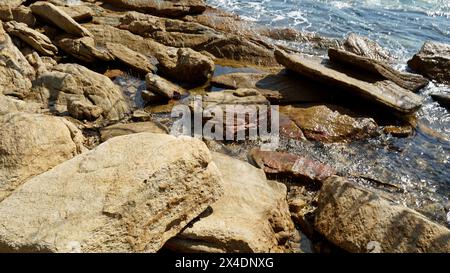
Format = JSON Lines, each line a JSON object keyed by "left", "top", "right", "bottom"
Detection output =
{"left": 207, "top": 0, "right": 450, "bottom": 59}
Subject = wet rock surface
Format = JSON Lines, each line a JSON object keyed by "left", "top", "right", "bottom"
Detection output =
{"left": 408, "top": 41, "right": 450, "bottom": 84}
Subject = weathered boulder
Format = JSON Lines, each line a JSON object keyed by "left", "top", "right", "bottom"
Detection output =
{"left": 328, "top": 48, "right": 428, "bottom": 92}
{"left": 342, "top": 33, "right": 394, "bottom": 63}
{"left": 281, "top": 104, "right": 378, "bottom": 142}
{"left": 100, "top": 122, "right": 168, "bottom": 142}
{"left": 0, "top": 5, "right": 36, "bottom": 26}
{"left": 0, "top": 95, "right": 41, "bottom": 115}
{"left": 315, "top": 176, "right": 450, "bottom": 253}
{"left": 30, "top": 2, "right": 92, "bottom": 37}
{"left": 0, "top": 133, "right": 223, "bottom": 253}
{"left": 102, "top": 0, "right": 206, "bottom": 18}
{"left": 0, "top": 23, "right": 34, "bottom": 98}
{"left": 4, "top": 21, "right": 58, "bottom": 56}
{"left": 275, "top": 50, "right": 423, "bottom": 114}
{"left": 106, "top": 42, "right": 157, "bottom": 75}
{"left": 145, "top": 74, "right": 187, "bottom": 100}
{"left": 0, "top": 112, "right": 85, "bottom": 202}
{"left": 166, "top": 152, "right": 298, "bottom": 253}
{"left": 67, "top": 99, "right": 104, "bottom": 121}
{"left": 55, "top": 35, "right": 113, "bottom": 63}
{"left": 431, "top": 93, "right": 450, "bottom": 109}
{"left": 31, "top": 63, "right": 130, "bottom": 121}
{"left": 211, "top": 71, "right": 335, "bottom": 104}
{"left": 249, "top": 149, "right": 336, "bottom": 184}
{"left": 408, "top": 41, "right": 450, "bottom": 84}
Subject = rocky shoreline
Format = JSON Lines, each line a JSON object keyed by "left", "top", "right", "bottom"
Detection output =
{"left": 0, "top": 0, "right": 449, "bottom": 253}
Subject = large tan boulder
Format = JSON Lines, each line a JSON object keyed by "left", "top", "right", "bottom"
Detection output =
{"left": 166, "top": 152, "right": 298, "bottom": 253}
{"left": 0, "top": 133, "right": 223, "bottom": 253}
{"left": 31, "top": 63, "right": 130, "bottom": 121}
{"left": 0, "top": 112, "right": 85, "bottom": 202}
{"left": 0, "top": 95, "right": 41, "bottom": 115}
{"left": 315, "top": 176, "right": 450, "bottom": 253}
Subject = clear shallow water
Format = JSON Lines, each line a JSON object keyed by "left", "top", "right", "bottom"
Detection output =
{"left": 206, "top": 0, "right": 450, "bottom": 225}
{"left": 207, "top": 0, "right": 450, "bottom": 60}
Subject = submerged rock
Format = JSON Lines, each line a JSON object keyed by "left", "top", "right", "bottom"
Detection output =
{"left": 342, "top": 33, "right": 394, "bottom": 63}
{"left": 0, "top": 133, "right": 223, "bottom": 253}
{"left": 31, "top": 63, "right": 130, "bottom": 121}
{"left": 408, "top": 41, "right": 450, "bottom": 84}
{"left": 145, "top": 73, "right": 187, "bottom": 100}
{"left": 315, "top": 176, "right": 450, "bottom": 253}
{"left": 281, "top": 104, "right": 378, "bottom": 142}
{"left": 275, "top": 50, "right": 423, "bottom": 114}
{"left": 4, "top": 21, "right": 58, "bottom": 56}
{"left": 166, "top": 152, "right": 298, "bottom": 253}
{"left": 30, "top": 2, "right": 92, "bottom": 37}
{"left": 0, "top": 112, "right": 85, "bottom": 202}
{"left": 102, "top": 0, "right": 207, "bottom": 18}
{"left": 100, "top": 122, "right": 168, "bottom": 142}
{"left": 249, "top": 149, "right": 336, "bottom": 185}
{"left": 328, "top": 48, "right": 429, "bottom": 92}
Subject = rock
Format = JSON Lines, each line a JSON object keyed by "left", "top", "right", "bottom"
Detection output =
{"left": 211, "top": 71, "right": 335, "bottom": 104}
{"left": 166, "top": 152, "right": 298, "bottom": 253}
{"left": 0, "top": 112, "right": 85, "bottom": 202}
{"left": 4, "top": 21, "right": 58, "bottom": 56}
{"left": 145, "top": 74, "right": 187, "bottom": 100}
{"left": 0, "top": 95, "right": 41, "bottom": 115}
{"left": 106, "top": 42, "right": 157, "bottom": 75}
{"left": 161, "top": 48, "right": 214, "bottom": 85}
{"left": 31, "top": 63, "right": 130, "bottom": 121}
{"left": 25, "top": 51, "right": 55, "bottom": 76}
{"left": 281, "top": 104, "right": 378, "bottom": 142}
{"left": 0, "top": 23, "right": 34, "bottom": 98}
{"left": 278, "top": 112, "right": 306, "bottom": 140}
{"left": 58, "top": 5, "right": 93, "bottom": 22}
{"left": 0, "top": 133, "right": 223, "bottom": 253}
{"left": 141, "top": 90, "right": 165, "bottom": 103}
{"left": 104, "top": 69, "right": 124, "bottom": 79}
{"left": 328, "top": 48, "right": 429, "bottom": 92}
{"left": 67, "top": 99, "right": 104, "bottom": 121}
{"left": 275, "top": 50, "right": 423, "bottom": 114}
{"left": 102, "top": 0, "right": 207, "bottom": 18}
{"left": 131, "top": 109, "right": 151, "bottom": 122}
{"left": 55, "top": 35, "right": 113, "bottom": 63}
{"left": 0, "top": 1, "right": 24, "bottom": 9}
{"left": 249, "top": 149, "right": 336, "bottom": 184}
{"left": 100, "top": 122, "right": 168, "bottom": 142}
{"left": 342, "top": 33, "right": 394, "bottom": 63}
{"left": 383, "top": 125, "right": 413, "bottom": 137}
{"left": 315, "top": 176, "right": 450, "bottom": 253}
{"left": 30, "top": 2, "right": 92, "bottom": 37}
{"left": 0, "top": 6, "right": 36, "bottom": 26}
{"left": 408, "top": 41, "right": 450, "bottom": 84}
{"left": 431, "top": 93, "right": 450, "bottom": 109}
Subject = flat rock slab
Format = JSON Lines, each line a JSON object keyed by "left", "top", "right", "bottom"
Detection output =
{"left": 145, "top": 73, "right": 187, "bottom": 100}
{"left": 166, "top": 152, "right": 297, "bottom": 253}
{"left": 328, "top": 48, "right": 428, "bottom": 92}
{"left": 102, "top": 0, "right": 207, "bottom": 18}
{"left": 106, "top": 42, "right": 157, "bottom": 75}
{"left": 30, "top": 2, "right": 92, "bottom": 37}
{"left": 100, "top": 122, "right": 168, "bottom": 142}
{"left": 0, "top": 133, "right": 223, "bottom": 253}
{"left": 275, "top": 50, "right": 423, "bottom": 114}
{"left": 315, "top": 176, "right": 450, "bottom": 253}
{"left": 55, "top": 35, "right": 113, "bottom": 63}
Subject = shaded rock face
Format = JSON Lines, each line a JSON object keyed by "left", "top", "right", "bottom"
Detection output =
{"left": 315, "top": 176, "right": 450, "bottom": 253}
{"left": 0, "top": 23, "right": 34, "bottom": 98}
{"left": 431, "top": 93, "right": 450, "bottom": 109}
{"left": 249, "top": 149, "right": 336, "bottom": 185}
{"left": 166, "top": 152, "right": 298, "bottom": 253}
{"left": 408, "top": 41, "right": 450, "bottom": 84}
{"left": 0, "top": 5, "right": 36, "bottom": 26}
{"left": 328, "top": 48, "right": 429, "bottom": 92}
{"left": 0, "top": 133, "right": 223, "bottom": 253}
{"left": 342, "top": 33, "right": 394, "bottom": 63}
{"left": 103, "top": 0, "right": 207, "bottom": 18}
{"left": 106, "top": 42, "right": 157, "bottom": 75}
{"left": 4, "top": 21, "right": 58, "bottom": 56}
{"left": 275, "top": 49, "right": 423, "bottom": 114}
{"left": 100, "top": 121, "right": 168, "bottom": 142}
{"left": 0, "top": 0, "right": 24, "bottom": 9}
{"left": 30, "top": 2, "right": 92, "bottom": 37}
{"left": 145, "top": 73, "right": 187, "bottom": 100}
{"left": 55, "top": 35, "right": 113, "bottom": 63}
{"left": 281, "top": 104, "right": 378, "bottom": 142}
{"left": 67, "top": 99, "right": 104, "bottom": 121}
{"left": 31, "top": 63, "right": 130, "bottom": 121}
{"left": 0, "top": 112, "right": 85, "bottom": 202}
